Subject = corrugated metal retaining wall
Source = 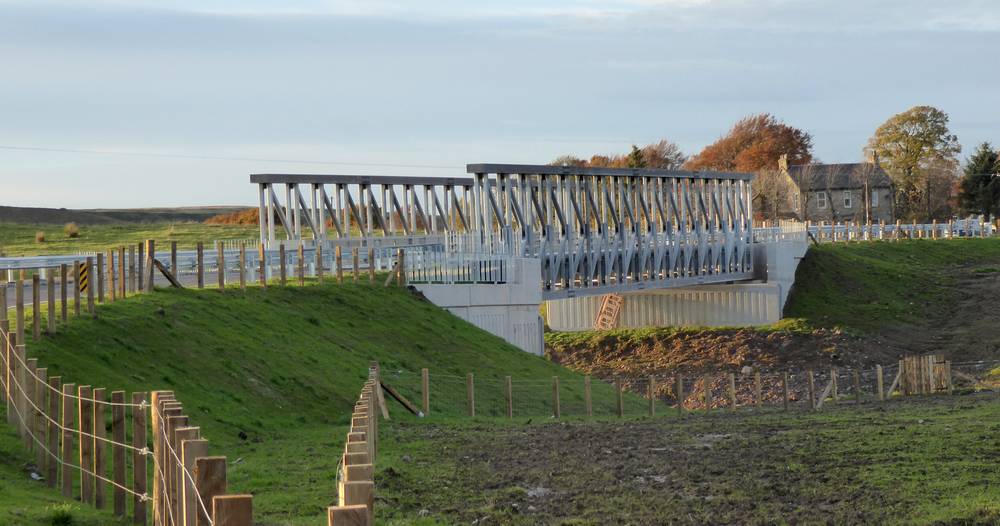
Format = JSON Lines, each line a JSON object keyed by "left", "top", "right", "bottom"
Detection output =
{"left": 545, "top": 284, "right": 782, "bottom": 331}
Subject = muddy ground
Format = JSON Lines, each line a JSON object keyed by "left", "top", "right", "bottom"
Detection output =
{"left": 546, "top": 264, "right": 1000, "bottom": 405}
{"left": 379, "top": 393, "right": 1000, "bottom": 525}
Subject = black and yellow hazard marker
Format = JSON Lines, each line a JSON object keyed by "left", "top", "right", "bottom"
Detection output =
{"left": 78, "top": 262, "right": 89, "bottom": 292}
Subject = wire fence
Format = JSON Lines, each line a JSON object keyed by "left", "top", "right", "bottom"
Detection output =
{"left": 379, "top": 359, "right": 998, "bottom": 421}
{"left": 0, "top": 319, "right": 253, "bottom": 526}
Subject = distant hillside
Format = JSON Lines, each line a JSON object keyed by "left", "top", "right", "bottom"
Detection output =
{"left": 0, "top": 205, "right": 252, "bottom": 225}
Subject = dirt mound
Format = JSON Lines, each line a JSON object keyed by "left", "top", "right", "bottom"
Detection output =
{"left": 546, "top": 327, "right": 889, "bottom": 379}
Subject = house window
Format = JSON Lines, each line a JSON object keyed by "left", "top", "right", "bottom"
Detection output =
{"left": 843, "top": 190, "right": 853, "bottom": 209}
{"left": 871, "top": 191, "right": 879, "bottom": 208}
{"left": 792, "top": 192, "right": 800, "bottom": 211}
{"left": 816, "top": 191, "right": 828, "bottom": 209}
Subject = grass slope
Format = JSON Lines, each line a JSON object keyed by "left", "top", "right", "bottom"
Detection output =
{"left": 784, "top": 238, "right": 1000, "bottom": 332}
{"left": 3, "top": 282, "right": 617, "bottom": 524}
{"left": 0, "top": 223, "right": 260, "bottom": 257}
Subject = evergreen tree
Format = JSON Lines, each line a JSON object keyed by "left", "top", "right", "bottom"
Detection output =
{"left": 958, "top": 142, "right": 1000, "bottom": 220}
{"left": 626, "top": 145, "right": 646, "bottom": 168}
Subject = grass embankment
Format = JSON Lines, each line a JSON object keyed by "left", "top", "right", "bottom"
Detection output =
{"left": 0, "top": 222, "right": 260, "bottom": 257}
{"left": 784, "top": 237, "right": 1000, "bottom": 332}
{"left": 546, "top": 239, "right": 1000, "bottom": 370}
{"left": 1, "top": 281, "right": 621, "bottom": 525}
{"left": 379, "top": 394, "right": 1000, "bottom": 525}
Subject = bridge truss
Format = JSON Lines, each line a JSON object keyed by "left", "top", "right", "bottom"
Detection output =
{"left": 251, "top": 163, "right": 754, "bottom": 299}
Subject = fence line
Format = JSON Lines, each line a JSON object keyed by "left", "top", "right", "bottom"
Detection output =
{"left": 1, "top": 317, "right": 252, "bottom": 525}
{"left": 392, "top": 357, "right": 997, "bottom": 421}
{"left": 328, "top": 364, "right": 380, "bottom": 526}
{"left": 752, "top": 217, "right": 998, "bottom": 244}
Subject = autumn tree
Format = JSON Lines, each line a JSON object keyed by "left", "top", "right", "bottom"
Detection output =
{"left": 641, "top": 140, "right": 687, "bottom": 169}
{"left": 866, "top": 105, "right": 961, "bottom": 221}
{"left": 958, "top": 142, "right": 1000, "bottom": 220}
{"left": 684, "top": 113, "right": 813, "bottom": 172}
{"left": 550, "top": 139, "right": 686, "bottom": 170}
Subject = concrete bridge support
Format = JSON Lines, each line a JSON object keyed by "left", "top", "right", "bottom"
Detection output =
{"left": 413, "top": 259, "right": 544, "bottom": 355}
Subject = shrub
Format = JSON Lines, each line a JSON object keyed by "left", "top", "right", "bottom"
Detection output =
{"left": 35, "top": 231, "right": 46, "bottom": 243}
{"left": 64, "top": 222, "right": 80, "bottom": 238}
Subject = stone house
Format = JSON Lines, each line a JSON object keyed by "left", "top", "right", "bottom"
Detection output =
{"left": 777, "top": 157, "right": 895, "bottom": 223}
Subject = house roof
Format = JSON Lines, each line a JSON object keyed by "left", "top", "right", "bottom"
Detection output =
{"left": 785, "top": 162, "right": 892, "bottom": 191}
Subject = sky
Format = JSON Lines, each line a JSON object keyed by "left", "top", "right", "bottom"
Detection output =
{"left": 1, "top": 0, "right": 998, "bottom": 208}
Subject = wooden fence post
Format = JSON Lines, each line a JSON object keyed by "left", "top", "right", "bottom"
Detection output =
{"left": 127, "top": 248, "right": 135, "bottom": 294}
{"left": 47, "top": 376, "right": 60, "bottom": 488}
{"left": 675, "top": 375, "right": 684, "bottom": 415}
{"left": 297, "top": 242, "right": 305, "bottom": 286}
{"left": 367, "top": 248, "right": 375, "bottom": 283}
{"left": 584, "top": 375, "right": 592, "bottom": 418}
{"left": 195, "top": 457, "right": 227, "bottom": 526}
{"left": 93, "top": 388, "right": 107, "bottom": 509}
{"left": 106, "top": 250, "right": 115, "bottom": 301}
{"left": 22, "top": 357, "right": 35, "bottom": 447}
{"left": 61, "top": 264, "right": 69, "bottom": 322}
{"left": 258, "top": 245, "right": 267, "bottom": 287}
{"left": 61, "top": 383, "right": 76, "bottom": 498}
{"left": 239, "top": 243, "right": 247, "bottom": 290}
{"left": 279, "top": 245, "right": 287, "bottom": 286}
{"left": 182, "top": 437, "right": 209, "bottom": 526}
{"left": 328, "top": 505, "right": 369, "bottom": 526}
{"left": 197, "top": 242, "right": 205, "bottom": 289}
{"left": 118, "top": 247, "right": 126, "bottom": 299}
{"left": 336, "top": 246, "right": 344, "bottom": 284}
{"left": 552, "top": 376, "right": 560, "bottom": 419}
{"left": 648, "top": 375, "right": 656, "bottom": 417}
{"left": 130, "top": 390, "right": 147, "bottom": 523}
{"left": 87, "top": 258, "right": 96, "bottom": 314}
{"left": 97, "top": 252, "right": 105, "bottom": 303}
{"left": 316, "top": 244, "right": 325, "bottom": 283}
{"left": 212, "top": 495, "right": 253, "bottom": 526}
{"left": 12, "top": 278, "right": 24, "bottom": 342}
{"left": 466, "top": 373, "right": 475, "bottom": 417}
{"left": 831, "top": 367, "right": 838, "bottom": 401}
{"left": 34, "top": 367, "right": 47, "bottom": 469}
{"left": 876, "top": 365, "right": 884, "bottom": 401}
{"left": 615, "top": 378, "right": 623, "bottom": 417}
{"left": 505, "top": 375, "right": 513, "bottom": 418}
{"left": 78, "top": 385, "right": 94, "bottom": 504}
{"left": 111, "top": 391, "right": 127, "bottom": 517}
{"left": 218, "top": 242, "right": 227, "bottom": 290}
{"left": 352, "top": 247, "right": 360, "bottom": 283}
{"left": 782, "top": 372, "right": 790, "bottom": 411}
{"left": 170, "top": 241, "right": 178, "bottom": 283}
{"left": 137, "top": 243, "right": 144, "bottom": 292}
{"left": 32, "top": 274, "right": 40, "bottom": 340}
{"left": 394, "top": 249, "right": 403, "bottom": 287}
{"left": 420, "top": 368, "right": 429, "bottom": 416}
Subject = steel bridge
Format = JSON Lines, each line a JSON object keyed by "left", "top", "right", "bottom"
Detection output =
{"left": 250, "top": 163, "right": 755, "bottom": 300}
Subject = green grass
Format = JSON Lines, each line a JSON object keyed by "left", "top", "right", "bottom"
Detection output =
{"left": 0, "top": 419, "right": 130, "bottom": 526}
{"left": 783, "top": 238, "right": 1000, "bottom": 333}
{"left": 2, "top": 281, "right": 625, "bottom": 524}
{"left": 0, "top": 223, "right": 260, "bottom": 257}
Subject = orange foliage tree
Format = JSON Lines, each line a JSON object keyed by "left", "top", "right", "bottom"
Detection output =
{"left": 684, "top": 113, "right": 813, "bottom": 172}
